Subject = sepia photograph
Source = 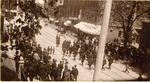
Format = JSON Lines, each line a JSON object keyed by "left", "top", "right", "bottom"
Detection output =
{"left": 1, "top": 0, "right": 150, "bottom": 81}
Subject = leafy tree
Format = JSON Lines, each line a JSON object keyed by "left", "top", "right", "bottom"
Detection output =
{"left": 111, "top": 1, "right": 150, "bottom": 48}
{"left": 19, "top": 0, "right": 47, "bottom": 18}
{"left": 1, "top": 0, "right": 17, "bottom": 10}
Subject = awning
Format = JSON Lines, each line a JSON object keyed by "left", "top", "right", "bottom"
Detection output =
{"left": 64, "top": 20, "right": 72, "bottom": 26}
{"left": 74, "top": 22, "right": 101, "bottom": 35}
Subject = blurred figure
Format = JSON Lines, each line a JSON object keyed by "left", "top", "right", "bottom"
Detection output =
{"left": 62, "top": 69, "right": 71, "bottom": 81}
{"left": 73, "top": 65, "right": 78, "bottom": 81}
{"left": 56, "top": 34, "right": 60, "bottom": 47}
{"left": 102, "top": 56, "right": 107, "bottom": 70}
{"left": 58, "top": 61, "right": 63, "bottom": 74}
{"left": 14, "top": 50, "right": 20, "bottom": 73}
{"left": 107, "top": 51, "right": 113, "bottom": 69}
{"left": 137, "top": 74, "right": 143, "bottom": 81}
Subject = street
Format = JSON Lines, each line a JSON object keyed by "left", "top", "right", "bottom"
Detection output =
{"left": 1, "top": 0, "right": 150, "bottom": 81}
{"left": 35, "top": 19, "right": 147, "bottom": 81}
{"left": 1, "top": 18, "right": 148, "bottom": 81}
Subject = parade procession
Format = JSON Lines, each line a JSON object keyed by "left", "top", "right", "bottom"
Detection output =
{"left": 1, "top": 0, "right": 150, "bottom": 81}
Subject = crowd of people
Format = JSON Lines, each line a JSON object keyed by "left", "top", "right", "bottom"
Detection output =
{"left": 105, "top": 40, "right": 149, "bottom": 74}
{"left": 62, "top": 40, "right": 72, "bottom": 55}
{"left": 1, "top": 10, "right": 79, "bottom": 81}
{"left": 14, "top": 46, "right": 78, "bottom": 81}
{"left": 61, "top": 34, "right": 98, "bottom": 69}
{"left": 61, "top": 32, "right": 149, "bottom": 78}
{"left": 1, "top": 9, "right": 149, "bottom": 81}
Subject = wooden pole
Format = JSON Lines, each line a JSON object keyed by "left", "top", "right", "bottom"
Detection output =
{"left": 93, "top": 0, "right": 112, "bottom": 81}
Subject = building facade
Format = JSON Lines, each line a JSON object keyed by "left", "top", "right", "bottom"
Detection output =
{"left": 80, "top": 0, "right": 104, "bottom": 24}
{"left": 62, "top": 0, "right": 81, "bottom": 18}
{"left": 55, "top": 0, "right": 104, "bottom": 24}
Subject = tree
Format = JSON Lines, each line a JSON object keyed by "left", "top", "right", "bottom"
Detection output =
{"left": 111, "top": 1, "right": 150, "bottom": 48}
{"left": 1, "top": 0, "right": 17, "bottom": 11}
{"left": 19, "top": 0, "right": 47, "bottom": 18}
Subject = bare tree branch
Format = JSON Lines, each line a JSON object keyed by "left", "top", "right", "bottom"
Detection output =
{"left": 115, "top": 5, "right": 126, "bottom": 29}
{"left": 129, "top": 8, "right": 150, "bottom": 28}
{"left": 127, "top": 2, "right": 137, "bottom": 29}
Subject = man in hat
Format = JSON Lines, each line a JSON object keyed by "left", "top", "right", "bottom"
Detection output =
{"left": 58, "top": 61, "right": 63, "bottom": 74}
{"left": 51, "top": 64, "right": 60, "bottom": 80}
{"left": 73, "top": 65, "right": 78, "bottom": 81}
{"left": 52, "top": 59, "right": 57, "bottom": 69}
{"left": 62, "top": 69, "right": 71, "bottom": 81}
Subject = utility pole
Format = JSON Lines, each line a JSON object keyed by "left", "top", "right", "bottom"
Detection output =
{"left": 93, "top": 0, "right": 112, "bottom": 81}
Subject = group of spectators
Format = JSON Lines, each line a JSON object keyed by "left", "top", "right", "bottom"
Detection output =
{"left": 14, "top": 44, "right": 78, "bottom": 81}
{"left": 103, "top": 39, "right": 150, "bottom": 78}
{"left": 61, "top": 31, "right": 149, "bottom": 78}
{"left": 1, "top": 10, "right": 80, "bottom": 81}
